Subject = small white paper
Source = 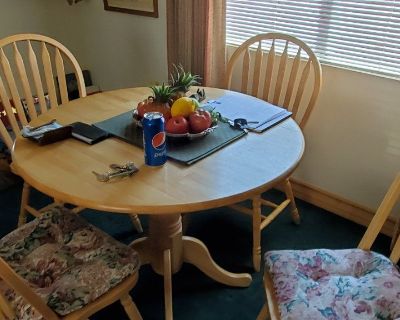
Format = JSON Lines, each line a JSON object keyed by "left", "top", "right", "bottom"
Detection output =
{"left": 22, "top": 122, "right": 62, "bottom": 139}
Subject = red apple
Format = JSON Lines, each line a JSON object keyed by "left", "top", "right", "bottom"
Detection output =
{"left": 165, "top": 116, "right": 189, "bottom": 134}
{"left": 189, "top": 109, "right": 212, "bottom": 133}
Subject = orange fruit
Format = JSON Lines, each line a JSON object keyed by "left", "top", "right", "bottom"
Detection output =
{"left": 171, "top": 97, "right": 196, "bottom": 118}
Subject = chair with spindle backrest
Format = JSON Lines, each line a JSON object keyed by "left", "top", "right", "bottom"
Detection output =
{"left": 0, "top": 206, "right": 143, "bottom": 320}
{"left": 226, "top": 32, "right": 322, "bottom": 128}
{"left": 258, "top": 173, "right": 400, "bottom": 320}
{"left": 0, "top": 33, "right": 86, "bottom": 227}
{"left": 225, "top": 33, "right": 322, "bottom": 271}
{"left": 0, "top": 34, "right": 144, "bottom": 234}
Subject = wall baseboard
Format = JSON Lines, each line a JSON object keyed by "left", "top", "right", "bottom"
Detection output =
{"left": 290, "top": 178, "right": 396, "bottom": 237}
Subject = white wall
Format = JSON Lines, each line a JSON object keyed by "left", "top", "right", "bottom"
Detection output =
{"left": 0, "top": 0, "right": 168, "bottom": 90}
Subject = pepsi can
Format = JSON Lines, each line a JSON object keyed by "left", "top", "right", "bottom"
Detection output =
{"left": 142, "top": 112, "right": 167, "bottom": 166}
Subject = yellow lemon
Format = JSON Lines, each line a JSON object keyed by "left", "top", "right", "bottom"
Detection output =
{"left": 171, "top": 97, "right": 196, "bottom": 118}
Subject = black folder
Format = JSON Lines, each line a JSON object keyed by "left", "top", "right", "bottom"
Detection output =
{"left": 70, "top": 122, "right": 109, "bottom": 144}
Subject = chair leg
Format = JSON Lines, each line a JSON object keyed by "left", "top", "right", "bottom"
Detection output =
{"left": 283, "top": 178, "right": 300, "bottom": 224}
{"left": 391, "top": 217, "right": 400, "bottom": 250}
{"left": 129, "top": 214, "right": 143, "bottom": 233}
{"left": 163, "top": 249, "right": 173, "bottom": 320}
{"left": 256, "top": 302, "right": 270, "bottom": 320}
{"left": 18, "top": 182, "right": 31, "bottom": 226}
{"left": 252, "top": 196, "right": 262, "bottom": 272}
{"left": 120, "top": 294, "right": 143, "bottom": 320}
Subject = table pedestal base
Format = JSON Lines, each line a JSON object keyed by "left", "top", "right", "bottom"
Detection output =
{"left": 130, "top": 214, "right": 252, "bottom": 319}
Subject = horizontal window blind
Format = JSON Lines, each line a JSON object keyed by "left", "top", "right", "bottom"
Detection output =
{"left": 226, "top": 0, "right": 400, "bottom": 79}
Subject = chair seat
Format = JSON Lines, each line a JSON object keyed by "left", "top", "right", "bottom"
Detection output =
{"left": 0, "top": 207, "right": 140, "bottom": 319}
{"left": 265, "top": 249, "right": 400, "bottom": 320}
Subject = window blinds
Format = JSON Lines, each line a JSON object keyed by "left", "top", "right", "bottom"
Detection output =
{"left": 226, "top": 0, "right": 400, "bottom": 79}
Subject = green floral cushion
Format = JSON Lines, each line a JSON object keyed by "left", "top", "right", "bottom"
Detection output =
{"left": 0, "top": 207, "right": 140, "bottom": 319}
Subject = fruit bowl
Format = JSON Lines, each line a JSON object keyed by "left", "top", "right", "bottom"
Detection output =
{"left": 132, "top": 110, "right": 143, "bottom": 127}
{"left": 132, "top": 110, "right": 217, "bottom": 140}
{"left": 166, "top": 125, "right": 217, "bottom": 140}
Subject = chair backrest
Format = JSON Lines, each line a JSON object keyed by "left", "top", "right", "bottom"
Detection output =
{"left": 358, "top": 173, "right": 400, "bottom": 264}
{"left": 0, "top": 33, "right": 86, "bottom": 150}
{"left": 225, "top": 32, "right": 322, "bottom": 129}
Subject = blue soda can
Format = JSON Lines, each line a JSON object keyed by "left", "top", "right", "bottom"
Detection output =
{"left": 142, "top": 112, "right": 167, "bottom": 166}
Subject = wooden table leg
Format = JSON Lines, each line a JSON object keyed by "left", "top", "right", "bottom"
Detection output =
{"left": 130, "top": 237, "right": 150, "bottom": 266}
{"left": 182, "top": 236, "right": 252, "bottom": 287}
{"left": 391, "top": 217, "right": 400, "bottom": 250}
{"left": 130, "top": 214, "right": 252, "bottom": 319}
{"left": 147, "top": 214, "right": 183, "bottom": 275}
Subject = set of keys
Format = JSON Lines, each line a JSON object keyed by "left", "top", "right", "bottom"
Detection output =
{"left": 92, "top": 161, "right": 139, "bottom": 182}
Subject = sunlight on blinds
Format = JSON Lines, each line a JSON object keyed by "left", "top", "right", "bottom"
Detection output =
{"left": 227, "top": 0, "right": 400, "bottom": 79}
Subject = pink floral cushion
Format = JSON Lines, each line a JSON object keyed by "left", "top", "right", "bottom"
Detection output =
{"left": 0, "top": 207, "right": 140, "bottom": 319}
{"left": 265, "top": 249, "right": 400, "bottom": 320}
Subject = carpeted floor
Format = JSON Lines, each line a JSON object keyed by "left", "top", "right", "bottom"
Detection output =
{"left": 0, "top": 183, "right": 392, "bottom": 320}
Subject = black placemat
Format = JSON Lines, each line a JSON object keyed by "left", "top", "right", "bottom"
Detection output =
{"left": 94, "top": 111, "right": 247, "bottom": 165}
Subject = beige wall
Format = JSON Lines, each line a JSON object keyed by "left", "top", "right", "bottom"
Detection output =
{"left": 295, "top": 65, "right": 400, "bottom": 211}
{"left": 0, "top": 1, "right": 49, "bottom": 36}
{"left": 1, "top": 1, "right": 399, "bottom": 214}
{"left": 0, "top": 0, "right": 168, "bottom": 90}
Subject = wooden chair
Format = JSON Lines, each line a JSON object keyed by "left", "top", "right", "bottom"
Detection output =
{"left": 0, "top": 206, "right": 142, "bottom": 320}
{"left": 0, "top": 34, "right": 142, "bottom": 233}
{"left": 257, "top": 173, "right": 400, "bottom": 320}
{"left": 225, "top": 33, "right": 322, "bottom": 271}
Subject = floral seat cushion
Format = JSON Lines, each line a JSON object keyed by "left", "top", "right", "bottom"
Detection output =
{"left": 265, "top": 249, "right": 400, "bottom": 320}
{"left": 0, "top": 207, "right": 140, "bottom": 319}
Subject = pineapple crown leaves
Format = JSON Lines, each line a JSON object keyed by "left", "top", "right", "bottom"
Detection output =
{"left": 149, "top": 83, "right": 174, "bottom": 104}
{"left": 170, "top": 64, "right": 201, "bottom": 93}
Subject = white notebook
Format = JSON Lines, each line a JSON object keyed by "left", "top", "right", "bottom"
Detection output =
{"left": 205, "top": 91, "right": 291, "bottom": 132}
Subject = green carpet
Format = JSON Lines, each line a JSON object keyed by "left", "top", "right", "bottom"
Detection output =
{"left": 0, "top": 184, "right": 391, "bottom": 320}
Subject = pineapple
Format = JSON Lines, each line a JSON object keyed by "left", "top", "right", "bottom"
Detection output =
{"left": 170, "top": 64, "right": 201, "bottom": 99}
{"left": 150, "top": 83, "right": 174, "bottom": 104}
{"left": 136, "top": 83, "right": 173, "bottom": 120}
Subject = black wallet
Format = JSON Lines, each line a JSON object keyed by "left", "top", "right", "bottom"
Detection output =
{"left": 23, "top": 123, "right": 72, "bottom": 146}
{"left": 36, "top": 126, "right": 72, "bottom": 145}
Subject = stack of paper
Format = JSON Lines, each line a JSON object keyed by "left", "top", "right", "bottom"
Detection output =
{"left": 204, "top": 91, "right": 291, "bottom": 133}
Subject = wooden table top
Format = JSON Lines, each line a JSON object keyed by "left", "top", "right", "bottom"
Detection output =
{"left": 12, "top": 87, "right": 304, "bottom": 215}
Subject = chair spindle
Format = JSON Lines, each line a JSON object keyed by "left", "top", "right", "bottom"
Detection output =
{"left": 55, "top": 48, "right": 68, "bottom": 105}
{"left": 241, "top": 48, "right": 250, "bottom": 93}
{"left": 252, "top": 41, "right": 263, "bottom": 97}
{"left": 13, "top": 42, "right": 37, "bottom": 120}
{"left": 0, "top": 76, "right": 20, "bottom": 142}
{"left": 41, "top": 42, "right": 58, "bottom": 108}
{"left": 28, "top": 40, "right": 47, "bottom": 114}
{"left": 283, "top": 47, "right": 302, "bottom": 109}
{"left": 262, "top": 39, "right": 275, "bottom": 101}
{"left": 272, "top": 41, "right": 289, "bottom": 106}
{"left": 291, "top": 58, "right": 311, "bottom": 118}
{"left": 0, "top": 48, "right": 28, "bottom": 126}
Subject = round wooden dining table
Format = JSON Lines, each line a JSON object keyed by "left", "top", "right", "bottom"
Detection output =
{"left": 12, "top": 87, "right": 304, "bottom": 318}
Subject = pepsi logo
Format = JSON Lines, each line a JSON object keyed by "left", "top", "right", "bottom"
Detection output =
{"left": 152, "top": 132, "right": 166, "bottom": 150}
